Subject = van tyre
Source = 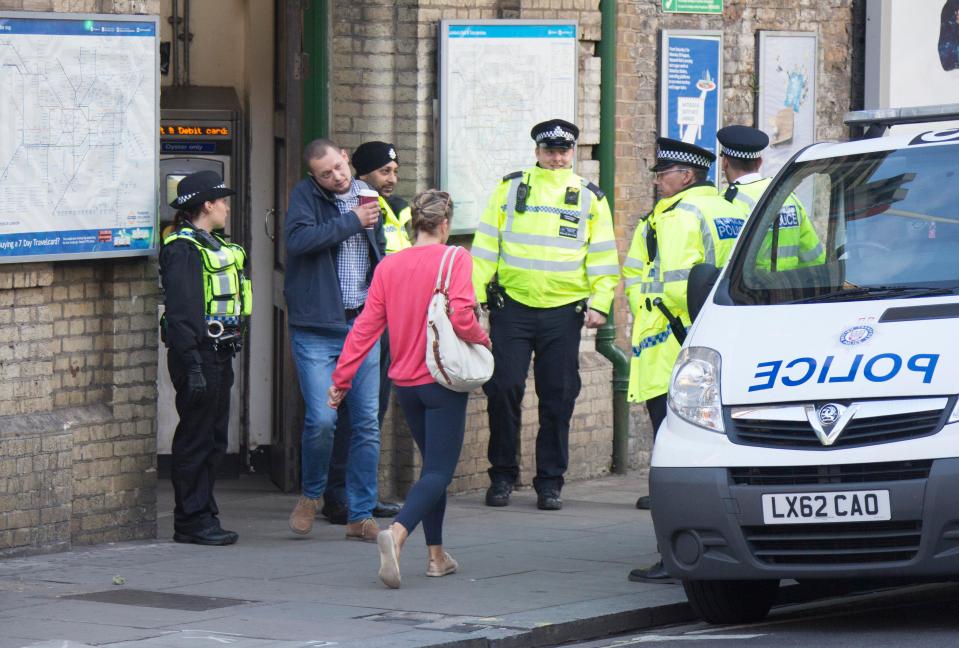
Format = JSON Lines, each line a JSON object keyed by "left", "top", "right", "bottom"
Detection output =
{"left": 682, "top": 579, "right": 779, "bottom": 624}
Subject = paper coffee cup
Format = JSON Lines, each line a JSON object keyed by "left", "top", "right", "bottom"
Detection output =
{"left": 358, "top": 189, "right": 379, "bottom": 229}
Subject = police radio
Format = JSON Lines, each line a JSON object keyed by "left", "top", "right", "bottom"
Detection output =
{"left": 514, "top": 182, "right": 530, "bottom": 213}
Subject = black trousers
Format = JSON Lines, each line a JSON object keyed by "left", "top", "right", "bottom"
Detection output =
{"left": 484, "top": 296, "right": 584, "bottom": 493}
{"left": 646, "top": 394, "right": 668, "bottom": 439}
{"left": 168, "top": 347, "right": 234, "bottom": 533}
{"left": 325, "top": 330, "right": 391, "bottom": 507}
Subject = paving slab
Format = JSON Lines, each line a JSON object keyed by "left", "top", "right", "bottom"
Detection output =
{"left": 3, "top": 472, "right": 694, "bottom": 648}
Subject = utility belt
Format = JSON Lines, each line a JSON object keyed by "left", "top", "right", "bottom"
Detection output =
{"left": 488, "top": 284, "right": 586, "bottom": 314}
{"left": 344, "top": 304, "right": 365, "bottom": 320}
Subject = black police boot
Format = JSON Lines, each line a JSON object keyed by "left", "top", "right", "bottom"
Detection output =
{"left": 321, "top": 498, "right": 348, "bottom": 525}
{"left": 635, "top": 495, "right": 651, "bottom": 510}
{"left": 173, "top": 526, "right": 238, "bottom": 546}
{"left": 373, "top": 501, "right": 401, "bottom": 518}
{"left": 628, "top": 560, "right": 675, "bottom": 584}
{"left": 536, "top": 488, "right": 563, "bottom": 511}
{"left": 485, "top": 480, "right": 513, "bottom": 507}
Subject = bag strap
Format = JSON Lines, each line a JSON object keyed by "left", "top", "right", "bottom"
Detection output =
{"left": 435, "top": 245, "right": 455, "bottom": 291}
{"left": 443, "top": 246, "right": 460, "bottom": 293}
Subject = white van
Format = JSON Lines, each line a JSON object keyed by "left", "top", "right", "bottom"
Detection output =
{"left": 652, "top": 105, "right": 959, "bottom": 624}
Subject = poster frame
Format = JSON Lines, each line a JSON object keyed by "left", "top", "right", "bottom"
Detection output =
{"left": 756, "top": 30, "right": 818, "bottom": 178}
{"left": 0, "top": 11, "right": 160, "bottom": 264}
{"left": 659, "top": 29, "right": 724, "bottom": 184}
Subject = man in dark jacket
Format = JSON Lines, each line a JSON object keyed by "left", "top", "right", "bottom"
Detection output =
{"left": 284, "top": 138, "right": 386, "bottom": 543}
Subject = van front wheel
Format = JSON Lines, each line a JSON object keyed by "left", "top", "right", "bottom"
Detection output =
{"left": 682, "top": 579, "right": 779, "bottom": 624}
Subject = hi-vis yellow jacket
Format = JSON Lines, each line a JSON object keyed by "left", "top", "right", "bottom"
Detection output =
{"left": 624, "top": 184, "right": 744, "bottom": 402}
{"left": 379, "top": 196, "right": 412, "bottom": 254}
{"left": 163, "top": 227, "right": 253, "bottom": 319}
{"left": 471, "top": 166, "right": 619, "bottom": 314}
{"left": 725, "top": 177, "right": 825, "bottom": 271}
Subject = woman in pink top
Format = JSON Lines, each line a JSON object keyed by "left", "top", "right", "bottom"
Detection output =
{"left": 329, "top": 189, "right": 490, "bottom": 589}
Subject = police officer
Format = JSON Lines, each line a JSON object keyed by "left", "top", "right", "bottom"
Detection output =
{"left": 472, "top": 119, "right": 619, "bottom": 511}
{"left": 717, "top": 125, "right": 824, "bottom": 270}
{"left": 352, "top": 141, "right": 412, "bottom": 254}
{"left": 160, "top": 171, "right": 251, "bottom": 545}
{"left": 623, "top": 139, "right": 743, "bottom": 581}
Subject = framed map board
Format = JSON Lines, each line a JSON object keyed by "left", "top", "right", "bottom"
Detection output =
{"left": 0, "top": 12, "right": 159, "bottom": 263}
{"left": 439, "top": 20, "right": 578, "bottom": 234}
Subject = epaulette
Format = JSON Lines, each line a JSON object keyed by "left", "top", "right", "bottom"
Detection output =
{"left": 502, "top": 171, "right": 523, "bottom": 182}
{"left": 584, "top": 181, "right": 605, "bottom": 200}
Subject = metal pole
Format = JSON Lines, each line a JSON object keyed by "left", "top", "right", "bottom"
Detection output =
{"left": 183, "top": 0, "right": 191, "bottom": 86}
{"left": 171, "top": 0, "right": 178, "bottom": 86}
{"left": 594, "top": 0, "right": 631, "bottom": 474}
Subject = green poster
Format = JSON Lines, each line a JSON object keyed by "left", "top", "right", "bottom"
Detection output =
{"left": 662, "top": 0, "right": 723, "bottom": 14}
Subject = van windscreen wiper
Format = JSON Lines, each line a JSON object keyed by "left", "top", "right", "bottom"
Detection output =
{"left": 791, "top": 286, "right": 954, "bottom": 304}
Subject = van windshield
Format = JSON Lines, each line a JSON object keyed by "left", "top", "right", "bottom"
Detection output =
{"left": 727, "top": 143, "right": 959, "bottom": 305}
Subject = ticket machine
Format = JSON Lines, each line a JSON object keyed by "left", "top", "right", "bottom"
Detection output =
{"left": 157, "top": 86, "right": 246, "bottom": 474}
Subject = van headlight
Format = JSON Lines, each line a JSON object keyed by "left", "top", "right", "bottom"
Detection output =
{"left": 949, "top": 399, "right": 959, "bottom": 424}
{"left": 668, "top": 346, "right": 724, "bottom": 433}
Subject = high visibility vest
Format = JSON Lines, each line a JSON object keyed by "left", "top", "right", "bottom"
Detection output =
{"left": 379, "top": 196, "right": 412, "bottom": 254}
{"left": 724, "top": 177, "right": 825, "bottom": 271}
{"left": 471, "top": 165, "right": 619, "bottom": 313}
{"left": 624, "top": 184, "right": 745, "bottom": 402}
{"left": 163, "top": 227, "right": 252, "bottom": 321}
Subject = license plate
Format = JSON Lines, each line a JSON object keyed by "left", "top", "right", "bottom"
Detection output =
{"left": 761, "top": 490, "right": 890, "bottom": 525}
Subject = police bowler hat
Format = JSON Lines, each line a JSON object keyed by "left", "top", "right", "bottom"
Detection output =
{"left": 531, "top": 119, "right": 579, "bottom": 149}
{"left": 650, "top": 137, "right": 715, "bottom": 172}
{"left": 170, "top": 170, "right": 235, "bottom": 210}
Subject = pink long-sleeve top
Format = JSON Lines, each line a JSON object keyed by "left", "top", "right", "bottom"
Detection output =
{"left": 333, "top": 244, "right": 490, "bottom": 390}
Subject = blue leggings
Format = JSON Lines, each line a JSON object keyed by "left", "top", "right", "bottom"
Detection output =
{"left": 394, "top": 383, "right": 468, "bottom": 546}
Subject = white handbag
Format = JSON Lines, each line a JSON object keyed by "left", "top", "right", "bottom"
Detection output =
{"left": 426, "top": 246, "right": 494, "bottom": 392}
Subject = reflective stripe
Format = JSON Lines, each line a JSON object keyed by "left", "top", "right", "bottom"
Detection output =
{"left": 638, "top": 282, "right": 664, "bottom": 294}
{"left": 586, "top": 264, "right": 619, "bottom": 277}
{"left": 662, "top": 268, "right": 690, "bottom": 282}
{"left": 624, "top": 257, "right": 644, "bottom": 269}
{"left": 212, "top": 272, "right": 233, "bottom": 296}
{"left": 676, "top": 202, "right": 716, "bottom": 266}
{"left": 588, "top": 239, "right": 617, "bottom": 253}
{"left": 472, "top": 246, "right": 499, "bottom": 262}
{"left": 777, "top": 245, "right": 800, "bottom": 258}
{"left": 632, "top": 327, "right": 672, "bottom": 356}
{"left": 476, "top": 221, "right": 499, "bottom": 238}
{"left": 625, "top": 276, "right": 643, "bottom": 287}
{"left": 734, "top": 190, "right": 756, "bottom": 209}
{"left": 799, "top": 242, "right": 824, "bottom": 262}
{"left": 502, "top": 230, "right": 584, "bottom": 250}
{"left": 504, "top": 176, "right": 523, "bottom": 233}
{"left": 578, "top": 180, "right": 592, "bottom": 241}
{"left": 500, "top": 252, "right": 583, "bottom": 272}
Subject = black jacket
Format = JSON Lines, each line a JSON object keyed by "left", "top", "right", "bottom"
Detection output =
{"left": 160, "top": 231, "right": 206, "bottom": 368}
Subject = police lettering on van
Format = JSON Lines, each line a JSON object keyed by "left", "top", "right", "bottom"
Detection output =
{"left": 749, "top": 352, "right": 940, "bottom": 392}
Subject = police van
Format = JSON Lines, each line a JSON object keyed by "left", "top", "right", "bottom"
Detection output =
{"left": 651, "top": 105, "right": 959, "bottom": 623}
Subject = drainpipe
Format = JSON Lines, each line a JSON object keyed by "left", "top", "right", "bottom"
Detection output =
{"left": 594, "top": 0, "right": 631, "bottom": 474}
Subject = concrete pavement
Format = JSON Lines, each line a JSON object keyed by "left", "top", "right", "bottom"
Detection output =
{"left": 0, "top": 472, "right": 694, "bottom": 648}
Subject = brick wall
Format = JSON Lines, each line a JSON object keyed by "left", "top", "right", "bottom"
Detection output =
{"left": 0, "top": 0, "right": 160, "bottom": 556}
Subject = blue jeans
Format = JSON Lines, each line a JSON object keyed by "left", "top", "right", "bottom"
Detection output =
{"left": 290, "top": 324, "right": 380, "bottom": 522}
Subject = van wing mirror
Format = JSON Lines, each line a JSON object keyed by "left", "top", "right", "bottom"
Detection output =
{"left": 687, "top": 263, "right": 720, "bottom": 322}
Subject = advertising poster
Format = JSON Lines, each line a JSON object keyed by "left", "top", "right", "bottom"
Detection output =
{"left": 0, "top": 12, "right": 159, "bottom": 263}
{"left": 866, "top": 0, "right": 959, "bottom": 134}
{"left": 758, "top": 31, "right": 817, "bottom": 178}
{"left": 660, "top": 30, "right": 723, "bottom": 184}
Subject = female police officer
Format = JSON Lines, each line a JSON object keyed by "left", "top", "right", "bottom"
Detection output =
{"left": 161, "top": 171, "right": 251, "bottom": 546}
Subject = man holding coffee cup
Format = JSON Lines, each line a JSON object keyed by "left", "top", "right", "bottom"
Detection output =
{"left": 284, "top": 138, "right": 387, "bottom": 542}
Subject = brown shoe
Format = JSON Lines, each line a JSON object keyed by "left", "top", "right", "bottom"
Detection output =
{"left": 289, "top": 496, "right": 320, "bottom": 535}
{"left": 345, "top": 517, "right": 380, "bottom": 542}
